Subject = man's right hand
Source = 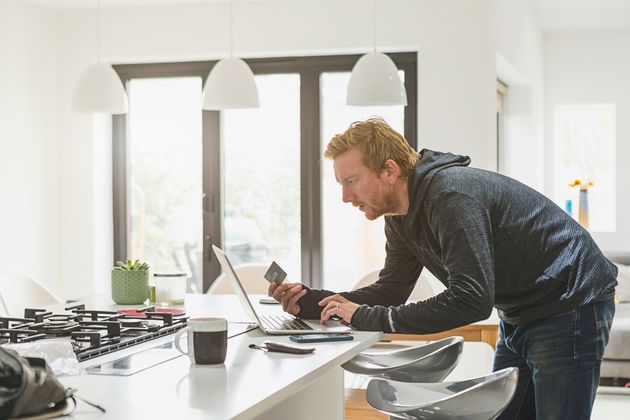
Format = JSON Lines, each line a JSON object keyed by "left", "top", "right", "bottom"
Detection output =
{"left": 268, "top": 282, "right": 307, "bottom": 316}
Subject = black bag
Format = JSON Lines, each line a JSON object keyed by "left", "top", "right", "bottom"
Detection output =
{"left": 0, "top": 347, "right": 70, "bottom": 419}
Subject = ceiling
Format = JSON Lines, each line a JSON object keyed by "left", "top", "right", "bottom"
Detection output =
{"left": 25, "top": 0, "right": 630, "bottom": 31}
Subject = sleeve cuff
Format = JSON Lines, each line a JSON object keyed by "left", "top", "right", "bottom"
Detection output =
{"left": 350, "top": 304, "right": 395, "bottom": 332}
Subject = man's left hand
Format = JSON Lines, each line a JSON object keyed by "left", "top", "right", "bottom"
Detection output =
{"left": 318, "top": 294, "right": 359, "bottom": 324}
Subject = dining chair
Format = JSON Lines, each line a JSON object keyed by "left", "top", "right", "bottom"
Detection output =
{"left": 353, "top": 269, "right": 437, "bottom": 302}
{"left": 0, "top": 273, "right": 61, "bottom": 317}
{"left": 207, "top": 264, "right": 272, "bottom": 295}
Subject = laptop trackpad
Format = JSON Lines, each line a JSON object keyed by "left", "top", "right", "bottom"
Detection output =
{"left": 306, "top": 320, "right": 351, "bottom": 333}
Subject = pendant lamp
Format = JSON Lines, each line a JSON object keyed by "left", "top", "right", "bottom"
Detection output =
{"left": 347, "top": 0, "right": 407, "bottom": 106}
{"left": 202, "top": 0, "right": 259, "bottom": 110}
{"left": 73, "top": 0, "right": 128, "bottom": 114}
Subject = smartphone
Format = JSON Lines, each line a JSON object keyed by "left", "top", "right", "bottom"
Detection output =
{"left": 289, "top": 334, "right": 354, "bottom": 344}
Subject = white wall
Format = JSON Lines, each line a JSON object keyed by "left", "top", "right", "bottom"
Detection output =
{"left": 495, "top": 0, "right": 545, "bottom": 191}
{"left": 0, "top": 1, "right": 61, "bottom": 295}
{"left": 544, "top": 31, "right": 630, "bottom": 252}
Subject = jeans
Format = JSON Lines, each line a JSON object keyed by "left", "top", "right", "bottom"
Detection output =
{"left": 493, "top": 297, "right": 615, "bottom": 420}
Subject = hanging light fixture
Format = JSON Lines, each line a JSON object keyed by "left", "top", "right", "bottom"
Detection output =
{"left": 73, "top": 0, "right": 128, "bottom": 114}
{"left": 347, "top": 0, "right": 407, "bottom": 106}
{"left": 202, "top": 0, "right": 259, "bottom": 110}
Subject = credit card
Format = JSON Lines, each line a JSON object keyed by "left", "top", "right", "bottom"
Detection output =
{"left": 264, "top": 261, "right": 287, "bottom": 284}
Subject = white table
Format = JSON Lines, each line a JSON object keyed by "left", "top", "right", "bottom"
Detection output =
{"left": 57, "top": 294, "right": 382, "bottom": 420}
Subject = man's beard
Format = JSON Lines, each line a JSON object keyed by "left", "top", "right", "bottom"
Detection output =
{"left": 363, "top": 190, "right": 398, "bottom": 221}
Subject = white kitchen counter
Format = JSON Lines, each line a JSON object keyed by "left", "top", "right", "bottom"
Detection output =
{"left": 57, "top": 294, "right": 383, "bottom": 420}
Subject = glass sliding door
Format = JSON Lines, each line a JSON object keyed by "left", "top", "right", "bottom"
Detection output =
{"left": 113, "top": 54, "right": 416, "bottom": 291}
{"left": 126, "top": 77, "right": 204, "bottom": 291}
{"left": 222, "top": 74, "right": 302, "bottom": 279}
{"left": 320, "top": 72, "right": 407, "bottom": 292}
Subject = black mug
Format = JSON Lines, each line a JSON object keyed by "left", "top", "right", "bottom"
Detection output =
{"left": 175, "top": 317, "right": 228, "bottom": 365}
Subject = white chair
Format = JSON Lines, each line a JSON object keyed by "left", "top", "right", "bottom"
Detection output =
{"left": 0, "top": 273, "right": 61, "bottom": 317}
{"left": 207, "top": 264, "right": 271, "bottom": 295}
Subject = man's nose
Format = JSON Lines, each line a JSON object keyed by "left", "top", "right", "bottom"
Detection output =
{"left": 342, "top": 187, "right": 352, "bottom": 203}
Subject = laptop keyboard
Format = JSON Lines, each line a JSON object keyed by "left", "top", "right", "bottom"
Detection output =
{"left": 260, "top": 315, "right": 314, "bottom": 331}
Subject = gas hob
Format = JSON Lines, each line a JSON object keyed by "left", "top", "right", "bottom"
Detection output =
{"left": 0, "top": 304, "right": 188, "bottom": 362}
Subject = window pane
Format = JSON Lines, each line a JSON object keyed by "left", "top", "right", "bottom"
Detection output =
{"left": 128, "top": 77, "right": 203, "bottom": 290}
{"left": 320, "top": 72, "right": 406, "bottom": 291}
{"left": 223, "top": 74, "right": 301, "bottom": 278}
{"left": 553, "top": 104, "right": 616, "bottom": 232}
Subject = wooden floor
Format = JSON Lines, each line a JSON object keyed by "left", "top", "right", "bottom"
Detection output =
{"left": 345, "top": 388, "right": 386, "bottom": 420}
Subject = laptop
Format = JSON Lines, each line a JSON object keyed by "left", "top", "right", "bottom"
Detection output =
{"left": 212, "top": 245, "right": 351, "bottom": 335}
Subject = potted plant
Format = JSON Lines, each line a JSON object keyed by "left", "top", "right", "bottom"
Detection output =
{"left": 111, "top": 259, "right": 150, "bottom": 304}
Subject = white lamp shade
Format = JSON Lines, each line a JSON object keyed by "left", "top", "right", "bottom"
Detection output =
{"left": 347, "top": 52, "right": 408, "bottom": 106}
{"left": 202, "top": 58, "right": 259, "bottom": 110}
{"left": 73, "top": 63, "right": 129, "bottom": 114}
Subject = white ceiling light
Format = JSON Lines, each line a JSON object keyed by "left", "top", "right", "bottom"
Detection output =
{"left": 202, "top": 0, "right": 259, "bottom": 110}
{"left": 73, "top": 0, "right": 128, "bottom": 114}
{"left": 347, "top": 0, "right": 407, "bottom": 106}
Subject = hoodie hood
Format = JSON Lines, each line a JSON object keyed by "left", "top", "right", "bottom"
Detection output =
{"left": 406, "top": 149, "right": 471, "bottom": 219}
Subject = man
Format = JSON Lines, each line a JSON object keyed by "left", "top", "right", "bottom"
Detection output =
{"left": 269, "top": 117, "right": 617, "bottom": 419}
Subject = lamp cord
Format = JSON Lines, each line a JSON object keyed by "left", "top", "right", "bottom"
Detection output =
{"left": 229, "top": 0, "right": 234, "bottom": 58}
{"left": 373, "top": 0, "right": 377, "bottom": 52}
{"left": 96, "top": 0, "right": 101, "bottom": 63}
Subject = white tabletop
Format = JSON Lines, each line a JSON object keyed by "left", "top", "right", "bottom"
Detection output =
{"left": 56, "top": 294, "right": 382, "bottom": 420}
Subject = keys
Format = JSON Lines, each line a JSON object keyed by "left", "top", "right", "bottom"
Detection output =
{"left": 261, "top": 315, "right": 312, "bottom": 330}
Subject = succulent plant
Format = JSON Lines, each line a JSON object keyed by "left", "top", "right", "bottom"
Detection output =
{"left": 113, "top": 259, "right": 150, "bottom": 271}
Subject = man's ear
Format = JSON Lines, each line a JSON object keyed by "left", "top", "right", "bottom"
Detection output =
{"left": 382, "top": 159, "right": 401, "bottom": 183}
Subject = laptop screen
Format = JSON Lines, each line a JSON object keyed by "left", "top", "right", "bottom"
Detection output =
{"left": 212, "top": 245, "right": 264, "bottom": 326}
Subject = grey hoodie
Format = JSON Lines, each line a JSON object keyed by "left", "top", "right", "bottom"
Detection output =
{"left": 298, "top": 149, "right": 618, "bottom": 333}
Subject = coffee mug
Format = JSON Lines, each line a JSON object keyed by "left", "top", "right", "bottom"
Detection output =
{"left": 175, "top": 318, "right": 228, "bottom": 365}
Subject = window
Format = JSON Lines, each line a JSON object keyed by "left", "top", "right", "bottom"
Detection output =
{"left": 113, "top": 62, "right": 219, "bottom": 294}
{"left": 553, "top": 104, "right": 616, "bottom": 232}
{"left": 126, "top": 77, "right": 203, "bottom": 290}
{"left": 113, "top": 54, "right": 417, "bottom": 291}
{"left": 222, "top": 74, "right": 301, "bottom": 276}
